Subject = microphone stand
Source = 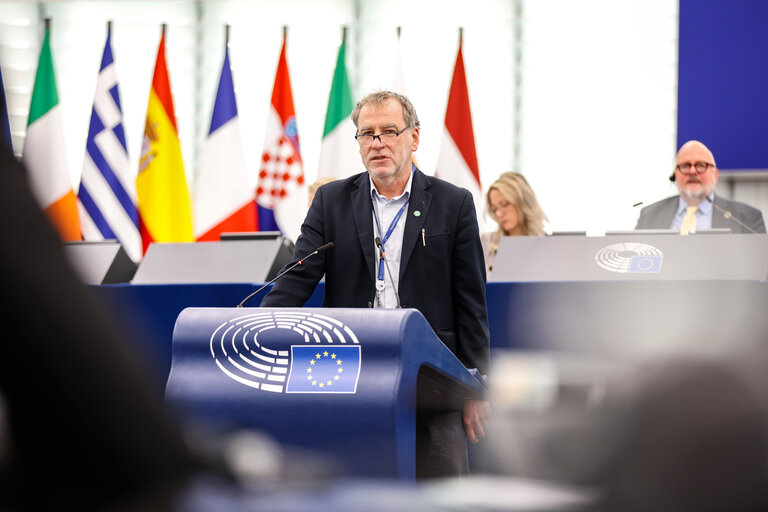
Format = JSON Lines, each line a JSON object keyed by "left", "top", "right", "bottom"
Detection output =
{"left": 237, "top": 242, "right": 334, "bottom": 307}
{"left": 705, "top": 196, "right": 758, "bottom": 234}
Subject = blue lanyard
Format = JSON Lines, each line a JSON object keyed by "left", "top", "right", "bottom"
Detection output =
{"left": 373, "top": 199, "right": 409, "bottom": 281}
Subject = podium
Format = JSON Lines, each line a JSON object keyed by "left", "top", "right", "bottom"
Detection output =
{"left": 490, "top": 233, "right": 768, "bottom": 282}
{"left": 165, "top": 307, "right": 485, "bottom": 479}
{"left": 485, "top": 233, "right": 768, "bottom": 355}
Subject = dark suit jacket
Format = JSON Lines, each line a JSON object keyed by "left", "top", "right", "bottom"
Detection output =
{"left": 261, "top": 168, "right": 490, "bottom": 375}
{"left": 635, "top": 195, "right": 766, "bottom": 233}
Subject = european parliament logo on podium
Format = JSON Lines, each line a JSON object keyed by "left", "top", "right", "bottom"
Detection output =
{"left": 595, "top": 242, "right": 663, "bottom": 274}
{"left": 209, "top": 310, "right": 362, "bottom": 394}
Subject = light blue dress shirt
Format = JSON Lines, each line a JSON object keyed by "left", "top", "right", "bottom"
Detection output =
{"left": 369, "top": 169, "right": 414, "bottom": 308}
{"left": 670, "top": 194, "right": 714, "bottom": 232}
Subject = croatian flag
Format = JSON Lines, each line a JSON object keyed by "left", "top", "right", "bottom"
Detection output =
{"left": 77, "top": 23, "right": 141, "bottom": 261}
{"left": 194, "top": 35, "right": 256, "bottom": 241}
{"left": 256, "top": 29, "right": 306, "bottom": 243}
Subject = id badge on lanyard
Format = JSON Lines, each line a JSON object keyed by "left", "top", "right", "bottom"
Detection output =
{"left": 373, "top": 199, "right": 408, "bottom": 302}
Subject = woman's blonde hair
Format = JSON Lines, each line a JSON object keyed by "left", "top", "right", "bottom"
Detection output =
{"left": 486, "top": 172, "right": 548, "bottom": 236}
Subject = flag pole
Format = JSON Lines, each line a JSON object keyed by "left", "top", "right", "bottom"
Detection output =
{"left": 162, "top": 23, "right": 166, "bottom": 38}
{"left": 225, "top": 23, "right": 230, "bottom": 45}
{"left": 458, "top": 26, "right": 463, "bottom": 48}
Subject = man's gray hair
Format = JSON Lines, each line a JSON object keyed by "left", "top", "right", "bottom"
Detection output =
{"left": 351, "top": 90, "right": 420, "bottom": 129}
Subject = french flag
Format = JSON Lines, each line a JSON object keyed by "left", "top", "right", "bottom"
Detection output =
{"left": 194, "top": 31, "right": 257, "bottom": 241}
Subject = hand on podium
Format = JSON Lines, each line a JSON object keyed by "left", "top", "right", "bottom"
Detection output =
{"left": 463, "top": 399, "right": 491, "bottom": 443}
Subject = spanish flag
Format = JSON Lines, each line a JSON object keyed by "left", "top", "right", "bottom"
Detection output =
{"left": 136, "top": 26, "right": 193, "bottom": 253}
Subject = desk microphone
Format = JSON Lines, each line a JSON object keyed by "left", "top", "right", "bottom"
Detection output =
{"left": 705, "top": 196, "right": 758, "bottom": 234}
{"left": 375, "top": 236, "right": 402, "bottom": 308}
{"left": 236, "top": 242, "right": 334, "bottom": 307}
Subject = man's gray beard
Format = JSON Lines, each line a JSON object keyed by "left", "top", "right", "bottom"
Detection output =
{"left": 679, "top": 186, "right": 711, "bottom": 204}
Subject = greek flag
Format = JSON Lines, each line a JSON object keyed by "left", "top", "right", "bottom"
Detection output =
{"left": 77, "top": 24, "right": 141, "bottom": 262}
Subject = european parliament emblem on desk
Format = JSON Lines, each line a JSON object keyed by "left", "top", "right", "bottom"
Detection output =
{"left": 209, "top": 311, "right": 361, "bottom": 394}
{"left": 595, "top": 242, "right": 663, "bottom": 274}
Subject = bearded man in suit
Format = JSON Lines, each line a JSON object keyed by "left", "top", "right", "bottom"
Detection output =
{"left": 635, "top": 140, "right": 765, "bottom": 234}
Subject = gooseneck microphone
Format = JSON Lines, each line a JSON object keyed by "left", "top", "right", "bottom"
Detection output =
{"left": 705, "top": 196, "right": 758, "bottom": 234}
{"left": 375, "top": 236, "right": 402, "bottom": 308}
{"left": 237, "top": 241, "right": 334, "bottom": 307}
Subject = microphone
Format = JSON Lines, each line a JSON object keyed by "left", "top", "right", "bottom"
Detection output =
{"left": 374, "top": 236, "right": 402, "bottom": 308}
{"left": 236, "top": 242, "right": 334, "bottom": 307}
{"left": 705, "top": 196, "right": 758, "bottom": 234}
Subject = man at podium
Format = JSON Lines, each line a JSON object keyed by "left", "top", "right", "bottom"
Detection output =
{"left": 261, "top": 90, "right": 490, "bottom": 478}
{"left": 635, "top": 140, "right": 766, "bottom": 234}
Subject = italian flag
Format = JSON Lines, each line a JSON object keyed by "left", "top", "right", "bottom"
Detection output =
{"left": 22, "top": 25, "right": 81, "bottom": 242}
{"left": 317, "top": 28, "right": 360, "bottom": 180}
{"left": 136, "top": 27, "right": 193, "bottom": 253}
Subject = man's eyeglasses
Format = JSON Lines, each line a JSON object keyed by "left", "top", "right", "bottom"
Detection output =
{"left": 676, "top": 162, "right": 715, "bottom": 174}
{"left": 354, "top": 126, "right": 410, "bottom": 146}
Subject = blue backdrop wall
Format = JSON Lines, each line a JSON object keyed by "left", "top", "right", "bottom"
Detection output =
{"left": 678, "top": 0, "right": 768, "bottom": 171}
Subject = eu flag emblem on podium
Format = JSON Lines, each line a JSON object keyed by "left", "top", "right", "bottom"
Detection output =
{"left": 286, "top": 345, "right": 361, "bottom": 393}
{"left": 629, "top": 255, "right": 662, "bottom": 273}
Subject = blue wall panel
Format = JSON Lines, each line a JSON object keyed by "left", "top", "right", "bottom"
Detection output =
{"left": 678, "top": 0, "right": 768, "bottom": 170}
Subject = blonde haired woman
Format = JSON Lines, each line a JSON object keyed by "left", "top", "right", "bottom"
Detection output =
{"left": 482, "top": 172, "right": 548, "bottom": 276}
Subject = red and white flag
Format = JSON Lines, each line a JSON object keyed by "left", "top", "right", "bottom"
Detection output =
{"left": 435, "top": 30, "right": 483, "bottom": 220}
{"left": 256, "top": 29, "right": 306, "bottom": 243}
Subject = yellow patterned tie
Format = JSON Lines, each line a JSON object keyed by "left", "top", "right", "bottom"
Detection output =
{"left": 680, "top": 205, "right": 698, "bottom": 235}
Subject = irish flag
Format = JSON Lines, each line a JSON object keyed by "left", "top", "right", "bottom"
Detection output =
{"left": 317, "top": 27, "right": 359, "bottom": 180}
{"left": 194, "top": 31, "right": 257, "bottom": 241}
{"left": 435, "top": 29, "right": 483, "bottom": 219}
{"left": 22, "top": 24, "right": 81, "bottom": 242}
{"left": 136, "top": 26, "right": 193, "bottom": 253}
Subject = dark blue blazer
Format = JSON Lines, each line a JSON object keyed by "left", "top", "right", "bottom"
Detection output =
{"left": 261, "top": 168, "right": 490, "bottom": 375}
